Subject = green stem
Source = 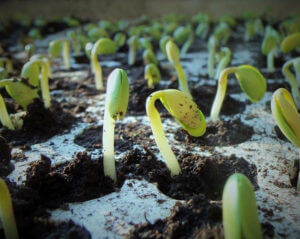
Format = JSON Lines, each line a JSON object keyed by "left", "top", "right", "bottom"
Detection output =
{"left": 174, "top": 64, "right": 192, "bottom": 99}
{"left": 208, "top": 47, "right": 215, "bottom": 78}
{"left": 40, "top": 63, "right": 51, "bottom": 108}
{"left": 128, "top": 45, "right": 136, "bottom": 66}
{"left": 63, "top": 40, "right": 70, "bottom": 70}
{"left": 146, "top": 92, "right": 181, "bottom": 176}
{"left": 267, "top": 48, "right": 275, "bottom": 73}
{"left": 92, "top": 53, "right": 103, "bottom": 90}
{"left": 103, "top": 107, "right": 117, "bottom": 182}
{"left": 210, "top": 67, "right": 237, "bottom": 122}
{"left": 0, "top": 178, "right": 18, "bottom": 239}
{"left": 0, "top": 94, "right": 14, "bottom": 130}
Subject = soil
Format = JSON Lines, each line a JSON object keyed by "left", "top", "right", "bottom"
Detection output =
{"left": 174, "top": 118, "right": 254, "bottom": 147}
{"left": 0, "top": 98, "right": 76, "bottom": 147}
{"left": 0, "top": 136, "right": 14, "bottom": 176}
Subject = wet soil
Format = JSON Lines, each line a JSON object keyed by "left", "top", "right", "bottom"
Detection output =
{"left": 0, "top": 99, "right": 76, "bottom": 147}
{"left": 175, "top": 118, "right": 254, "bottom": 147}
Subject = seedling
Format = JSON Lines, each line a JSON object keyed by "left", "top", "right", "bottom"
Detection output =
{"left": 166, "top": 40, "right": 192, "bottom": 98}
{"left": 143, "top": 49, "right": 158, "bottom": 65}
{"left": 67, "top": 30, "right": 81, "bottom": 55}
{"left": 24, "top": 43, "right": 36, "bottom": 59}
{"left": 144, "top": 63, "right": 161, "bottom": 88}
{"left": 282, "top": 57, "right": 300, "bottom": 109}
{"left": 194, "top": 13, "right": 210, "bottom": 39}
{"left": 103, "top": 69, "right": 129, "bottom": 182}
{"left": 261, "top": 26, "right": 280, "bottom": 72}
{"left": 207, "top": 36, "right": 218, "bottom": 78}
{"left": 210, "top": 65, "right": 266, "bottom": 122}
{"left": 91, "top": 38, "right": 116, "bottom": 90}
{"left": 213, "top": 22, "right": 232, "bottom": 45}
{"left": 0, "top": 94, "right": 15, "bottom": 130}
{"left": 85, "top": 42, "right": 93, "bottom": 59}
{"left": 139, "top": 37, "right": 153, "bottom": 51}
{"left": 127, "top": 36, "right": 139, "bottom": 65}
{"left": 30, "top": 54, "right": 52, "bottom": 78}
{"left": 113, "top": 33, "right": 126, "bottom": 50}
{"left": 281, "top": 32, "right": 300, "bottom": 53}
{"left": 173, "top": 26, "right": 190, "bottom": 45}
{"left": 244, "top": 19, "right": 264, "bottom": 41}
{"left": 88, "top": 27, "right": 108, "bottom": 42}
{"left": 49, "top": 39, "right": 71, "bottom": 70}
{"left": 0, "top": 178, "right": 19, "bottom": 239}
{"left": 215, "top": 47, "right": 232, "bottom": 79}
{"left": 146, "top": 89, "right": 206, "bottom": 175}
{"left": 222, "top": 173, "right": 262, "bottom": 239}
{"left": 159, "top": 35, "right": 172, "bottom": 57}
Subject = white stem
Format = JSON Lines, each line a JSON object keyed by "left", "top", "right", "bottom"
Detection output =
{"left": 63, "top": 41, "right": 70, "bottom": 70}
{"left": 175, "top": 64, "right": 192, "bottom": 99}
{"left": 146, "top": 93, "right": 181, "bottom": 175}
{"left": 103, "top": 107, "right": 117, "bottom": 182}
{"left": 92, "top": 54, "right": 103, "bottom": 90}
{"left": 267, "top": 49, "right": 275, "bottom": 73}
{"left": 128, "top": 46, "right": 136, "bottom": 66}
{"left": 0, "top": 94, "right": 14, "bottom": 130}
{"left": 40, "top": 64, "right": 51, "bottom": 108}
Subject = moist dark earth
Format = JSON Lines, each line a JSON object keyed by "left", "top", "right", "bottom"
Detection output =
{"left": 0, "top": 17, "right": 290, "bottom": 238}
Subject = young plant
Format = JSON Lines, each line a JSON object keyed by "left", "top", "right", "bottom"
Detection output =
{"left": 30, "top": 54, "right": 52, "bottom": 78}
{"left": 88, "top": 27, "right": 109, "bottom": 42}
{"left": 159, "top": 35, "right": 172, "bottom": 57}
{"left": 24, "top": 43, "right": 36, "bottom": 59}
{"left": 244, "top": 18, "right": 264, "bottom": 41}
{"left": 139, "top": 37, "right": 153, "bottom": 51}
{"left": 215, "top": 47, "right": 232, "bottom": 79}
{"left": 127, "top": 36, "right": 139, "bottom": 65}
{"left": 281, "top": 32, "right": 300, "bottom": 53}
{"left": 85, "top": 42, "right": 93, "bottom": 59}
{"left": 261, "top": 26, "right": 281, "bottom": 72}
{"left": 271, "top": 88, "right": 300, "bottom": 190}
{"left": 213, "top": 22, "right": 232, "bottom": 45}
{"left": 166, "top": 40, "right": 192, "bottom": 99}
{"left": 207, "top": 36, "right": 218, "bottom": 78}
{"left": 113, "top": 33, "right": 126, "bottom": 50}
{"left": 210, "top": 65, "right": 266, "bottom": 122}
{"left": 49, "top": 39, "right": 71, "bottom": 70}
{"left": 0, "top": 178, "right": 19, "bottom": 239}
{"left": 282, "top": 57, "right": 300, "bottom": 109}
{"left": 194, "top": 13, "right": 210, "bottom": 39}
{"left": 144, "top": 63, "right": 161, "bottom": 88}
{"left": 103, "top": 69, "right": 129, "bottom": 182}
{"left": 222, "top": 173, "right": 262, "bottom": 239}
{"left": 91, "top": 38, "right": 116, "bottom": 90}
{"left": 0, "top": 94, "right": 15, "bottom": 130}
{"left": 67, "top": 30, "right": 81, "bottom": 55}
{"left": 180, "top": 33, "right": 194, "bottom": 55}
{"left": 146, "top": 89, "right": 206, "bottom": 175}
{"left": 143, "top": 49, "right": 158, "bottom": 65}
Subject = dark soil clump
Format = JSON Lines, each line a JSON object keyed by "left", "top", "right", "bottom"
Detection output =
{"left": 175, "top": 118, "right": 254, "bottom": 147}
{"left": 0, "top": 99, "right": 77, "bottom": 147}
{"left": 0, "top": 136, "right": 14, "bottom": 176}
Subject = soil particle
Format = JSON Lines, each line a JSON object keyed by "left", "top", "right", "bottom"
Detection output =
{"left": 0, "top": 136, "right": 14, "bottom": 177}
{"left": 175, "top": 118, "right": 254, "bottom": 147}
{"left": 0, "top": 99, "right": 76, "bottom": 147}
{"left": 126, "top": 195, "right": 223, "bottom": 239}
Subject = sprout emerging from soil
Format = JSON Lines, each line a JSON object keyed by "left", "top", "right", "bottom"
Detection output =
{"left": 261, "top": 26, "right": 280, "bottom": 73}
{"left": 207, "top": 36, "right": 218, "bottom": 78}
{"left": 213, "top": 22, "right": 232, "bottom": 45}
{"left": 85, "top": 42, "right": 93, "bottom": 59}
{"left": 145, "top": 63, "right": 161, "bottom": 88}
{"left": 159, "top": 35, "right": 172, "bottom": 57}
{"left": 271, "top": 88, "right": 300, "bottom": 148}
{"left": 139, "top": 37, "right": 153, "bottom": 51}
{"left": 195, "top": 14, "right": 210, "bottom": 39}
{"left": 127, "top": 36, "right": 139, "bottom": 66}
{"left": 103, "top": 69, "right": 129, "bottom": 182}
{"left": 146, "top": 89, "right": 206, "bottom": 175}
{"left": 67, "top": 30, "right": 81, "bottom": 55}
{"left": 222, "top": 173, "right": 262, "bottom": 239}
{"left": 210, "top": 65, "right": 266, "bottom": 122}
{"left": 215, "top": 47, "right": 232, "bottom": 79}
{"left": 282, "top": 57, "right": 300, "bottom": 109}
{"left": 49, "top": 39, "right": 71, "bottom": 70}
{"left": 244, "top": 19, "right": 264, "bottom": 41}
{"left": 91, "top": 38, "right": 116, "bottom": 90}
{"left": 143, "top": 49, "right": 158, "bottom": 65}
{"left": 113, "top": 33, "right": 126, "bottom": 50}
{"left": 281, "top": 32, "right": 300, "bottom": 53}
{"left": 166, "top": 40, "right": 192, "bottom": 98}
{"left": 0, "top": 178, "right": 19, "bottom": 239}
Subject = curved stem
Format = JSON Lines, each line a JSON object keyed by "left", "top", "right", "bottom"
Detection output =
{"left": 92, "top": 53, "right": 103, "bottom": 90}
{"left": 210, "top": 67, "right": 237, "bottom": 122}
{"left": 63, "top": 40, "right": 70, "bottom": 70}
{"left": 146, "top": 92, "right": 181, "bottom": 176}
{"left": 0, "top": 94, "right": 14, "bottom": 130}
{"left": 103, "top": 107, "right": 117, "bottom": 182}
{"left": 0, "top": 178, "right": 18, "bottom": 239}
{"left": 267, "top": 48, "right": 275, "bottom": 73}
{"left": 174, "top": 64, "right": 192, "bottom": 99}
{"left": 215, "top": 53, "right": 231, "bottom": 80}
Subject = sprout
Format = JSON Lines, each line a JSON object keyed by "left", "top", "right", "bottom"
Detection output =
{"left": 91, "top": 38, "right": 116, "bottom": 90}
{"left": 244, "top": 19, "right": 264, "bottom": 41}
{"left": 139, "top": 37, "right": 153, "bottom": 51}
{"left": 30, "top": 54, "right": 52, "bottom": 78}
{"left": 145, "top": 63, "right": 161, "bottom": 88}
{"left": 28, "top": 28, "right": 42, "bottom": 40}
{"left": 146, "top": 89, "right": 206, "bottom": 175}
{"left": 222, "top": 173, "right": 262, "bottom": 239}
{"left": 282, "top": 57, "right": 300, "bottom": 109}
{"left": 213, "top": 22, "right": 232, "bottom": 45}
{"left": 180, "top": 33, "right": 194, "bottom": 55}
{"left": 261, "top": 26, "right": 280, "bottom": 73}
{"left": 0, "top": 178, "right": 19, "bottom": 239}
{"left": 127, "top": 36, "right": 139, "bottom": 66}
{"left": 215, "top": 47, "right": 232, "bottom": 79}
{"left": 159, "top": 35, "right": 172, "bottom": 57}
{"left": 143, "top": 49, "right": 158, "bottom": 65}
{"left": 85, "top": 42, "right": 93, "bottom": 59}
{"left": 271, "top": 88, "right": 300, "bottom": 148}
{"left": 24, "top": 43, "right": 36, "bottom": 59}
{"left": 196, "top": 21, "right": 210, "bottom": 39}
{"left": 173, "top": 26, "right": 190, "bottom": 45}
{"left": 210, "top": 65, "right": 266, "bottom": 122}
{"left": 103, "top": 69, "right": 129, "bottom": 182}
{"left": 67, "top": 30, "right": 81, "bottom": 55}
{"left": 166, "top": 40, "right": 192, "bottom": 99}
{"left": 207, "top": 36, "right": 218, "bottom": 78}
{"left": 281, "top": 32, "right": 300, "bottom": 53}
{"left": 88, "top": 27, "right": 109, "bottom": 42}
{"left": 113, "top": 33, "right": 126, "bottom": 50}
{"left": 0, "top": 94, "right": 15, "bottom": 130}
{"left": 219, "top": 14, "right": 236, "bottom": 27}
{"left": 49, "top": 39, "right": 71, "bottom": 70}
